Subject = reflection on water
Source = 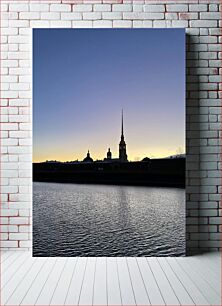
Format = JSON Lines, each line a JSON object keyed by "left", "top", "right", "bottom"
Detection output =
{"left": 33, "top": 182, "right": 185, "bottom": 256}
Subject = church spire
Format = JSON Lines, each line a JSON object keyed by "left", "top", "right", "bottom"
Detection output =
{"left": 121, "top": 109, "right": 124, "bottom": 138}
{"left": 119, "top": 109, "right": 128, "bottom": 162}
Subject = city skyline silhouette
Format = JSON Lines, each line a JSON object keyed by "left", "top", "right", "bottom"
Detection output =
{"left": 33, "top": 29, "right": 185, "bottom": 162}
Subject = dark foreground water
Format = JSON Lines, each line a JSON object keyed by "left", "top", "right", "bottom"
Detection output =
{"left": 33, "top": 182, "right": 185, "bottom": 256}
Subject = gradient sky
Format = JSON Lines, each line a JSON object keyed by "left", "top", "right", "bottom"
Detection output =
{"left": 33, "top": 29, "right": 185, "bottom": 162}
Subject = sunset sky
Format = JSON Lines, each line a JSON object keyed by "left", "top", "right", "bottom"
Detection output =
{"left": 33, "top": 29, "right": 185, "bottom": 162}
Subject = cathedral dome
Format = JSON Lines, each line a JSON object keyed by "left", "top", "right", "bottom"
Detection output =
{"left": 83, "top": 150, "right": 93, "bottom": 162}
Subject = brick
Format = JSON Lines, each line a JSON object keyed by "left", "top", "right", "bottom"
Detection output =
{"left": 123, "top": 12, "right": 164, "bottom": 20}
{"left": 102, "top": 12, "right": 122, "bottom": 19}
{"left": 200, "top": 12, "right": 221, "bottom": 20}
{"left": 1, "top": 209, "right": 18, "bottom": 216}
{"left": 172, "top": 20, "right": 188, "bottom": 28}
{"left": 112, "top": 4, "right": 132, "bottom": 12}
{"left": 1, "top": 241, "right": 18, "bottom": 248}
{"left": 2, "top": 123, "right": 18, "bottom": 131}
{"left": 83, "top": 12, "right": 101, "bottom": 20}
{"left": 73, "top": 4, "right": 92, "bottom": 12}
{"left": 113, "top": 20, "right": 132, "bottom": 28}
{"left": 190, "top": 20, "right": 218, "bottom": 28}
{"left": 41, "top": 12, "right": 60, "bottom": 20}
{"left": 94, "top": 4, "right": 111, "bottom": 12}
{"left": 72, "top": 21, "right": 93, "bottom": 28}
{"left": 9, "top": 233, "right": 29, "bottom": 240}
{"left": 133, "top": 5, "right": 143, "bottom": 12}
{"left": 144, "top": 5, "right": 165, "bottom": 12}
{"left": 19, "top": 12, "right": 40, "bottom": 20}
{"left": 189, "top": 4, "right": 207, "bottom": 12}
{"left": 179, "top": 13, "right": 198, "bottom": 20}
{"left": 209, "top": 217, "right": 221, "bottom": 225}
{"left": 9, "top": 4, "right": 28, "bottom": 12}
{"left": 166, "top": 5, "right": 188, "bottom": 12}
{"left": 30, "top": 4, "right": 49, "bottom": 12}
{"left": 61, "top": 13, "right": 82, "bottom": 20}
{"left": 165, "top": 13, "right": 178, "bottom": 20}
{"left": 50, "top": 4, "right": 71, "bottom": 12}
{"left": 50, "top": 21, "right": 71, "bottom": 28}
{"left": 93, "top": 20, "right": 112, "bottom": 28}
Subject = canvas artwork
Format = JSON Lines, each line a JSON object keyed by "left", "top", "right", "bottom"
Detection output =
{"left": 33, "top": 29, "right": 185, "bottom": 257}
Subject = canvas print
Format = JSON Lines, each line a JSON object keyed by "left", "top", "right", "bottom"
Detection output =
{"left": 33, "top": 29, "right": 185, "bottom": 257}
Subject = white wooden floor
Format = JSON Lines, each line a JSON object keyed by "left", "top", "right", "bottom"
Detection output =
{"left": 1, "top": 251, "right": 221, "bottom": 306}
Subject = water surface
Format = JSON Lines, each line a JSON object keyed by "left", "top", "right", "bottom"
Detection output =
{"left": 33, "top": 182, "right": 185, "bottom": 256}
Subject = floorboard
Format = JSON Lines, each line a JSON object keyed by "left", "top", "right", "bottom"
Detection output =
{"left": 1, "top": 251, "right": 221, "bottom": 306}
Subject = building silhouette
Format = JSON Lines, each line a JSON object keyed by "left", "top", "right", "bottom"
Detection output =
{"left": 83, "top": 110, "right": 128, "bottom": 163}
{"left": 119, "top": 110, "right": 128, "bottom": 162}
{"left": 83, "top": 150, "right": 93, "bottom": 163}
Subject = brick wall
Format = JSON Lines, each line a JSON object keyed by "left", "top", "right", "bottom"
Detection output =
{"left": 0, "top": 0, "right": 221, "bottom": 254}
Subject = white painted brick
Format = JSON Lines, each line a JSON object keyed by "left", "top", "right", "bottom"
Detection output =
{"left": 93, "top": 20, "right": 112, "bottom": 28}
{"left": 165, "top": 13, "right": 178, "bottom": 20}
{"left": 179, "top": 12, "right": 198, "bottom": 20}
{"left": 9, "top": 217, "right": 28, "bottom": 225}
{"left": 10, "top": 193, "right": 30, "bottom": 202}
{"left": 19, "top": 123, "right": 31, "bottom": 131}
{"left": 9, "top": 20, "right": 29, "bottom": 28}
{"left": 2, "top": 75, "right": 18, "bottom": 82}
{"left": 73, "top": 4, "right": 92, "bottom": 12}
{"left": 50, "top": 4, "right": 71, "bottom": 12}
{"left": 9, "top": 99, "right": 29, "bottom": 107}
{"left": 50, "top": 21, "right": 72, "bottom": 28}
{"left": 30, "top": 21, "right": 50, "bottom": 28}
{"left": 2, "top": 28, "right": 18, "bottom": 36}
{"left": 94, "top": 4, "right": 111, "bottom": 11}
{"left": 133, "top": 20, "right": 143, "bottom": 27}
{"left": 166, "top": 5, "right": 188, "bottom": 12}
{"left": 9, "top": 4, "right": 28, "bottom": 12}
{"left": 153, "top": 20, "right": 171, "bottom": 28}
{"left": 61, "top": 13, "right": 82, "bottom": 20}
{"left": 112, "top": 4, "right": 132, "bottom": 12}
{"left": 41, "top": 12, "right": 60, "bottom": 20}
{"left": 102, "top": 12, "right": 122, "bottom": 19}
{"left": 72, "top": 21, "right": 93, "bottom": 28}
{"left": 19, "top": 241, "right": 31, "bottom": 248}
{"left": 209, "top": 4, "right": 218, "bottom": 12}
{"left": 172, "top": 20, "right": 188, "bottom": 28}
{"left": 123, "top": 12, "right": 164, "bottom": 19}
{"left": 9, "top": 68, "right": 30, "bottom": 75}
{"left": 133, "top": 5, "right": 143, "bottom": 12}
{"left": 19, "top": 209, "right": 30, "bottom": 217}
{"left": 83, "top": 12, "right": 102, "bottom": 20}
{"left": 190, "top": 20, "right": 218, "bottom": 28}
{"left": 1, "top": 91, "right": 18, "bottom": 99}
{"left": 1, "top": 138, "right": 18, "bottom": 146}
{"left": 1, "top": 208, "right": 18, "bottom": 216}
{"left": 2, "top": 170, "right": 18, "bottom": 178}
{"left": 2, "top": 60, "right": 18, "bottom": 68}
{"left": 9, "top": 44, "right": 18, "bottom": 51}
{"left": 10, "top": 83, "right": 30, "bottom": 91}
{"left": 189, "top": 4, "right": 207, "bottom": 12}
{"left": 30, "top": 4, "right": 49, "bottom": 12}
{"left": 1, "top": 4, "right": 8, "bottom": 12}
{"left": 19, "top": 226, "right": 30, "bottom": 233}
{"left": 200, "top": 12, "right": 221, "bottom": 20}
{"left": 113, "top": 20, "right": 132, "bottom": 28}
{"left": 1, "top": 241, "right": 18, "bottom": 248}
{"left": 9, "top": 115, "right": 29, "bottom": 123}
{"left": 2, "top": 123, "right": 18, "bottom": 131}
{"left": 209, "top": 60, "right": 221, "bottom": 68}
{"left": 144, "top": 5, "right": 165, "bottom": 12}
{"left": 9, "top": 155, "right": 19, "bottom": 162}
{"left": 9, "top": 233, "right": 29, "bottom": 240}
{"left": 0, "top": 225, "right": 18, "bottom": 233}
{"left": 19, "top": 12, "right": 40, "bottom": 20}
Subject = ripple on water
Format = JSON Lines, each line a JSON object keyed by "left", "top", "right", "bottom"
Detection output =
{"left": 33, "top": 182, "right": 185, "bottom": 257}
